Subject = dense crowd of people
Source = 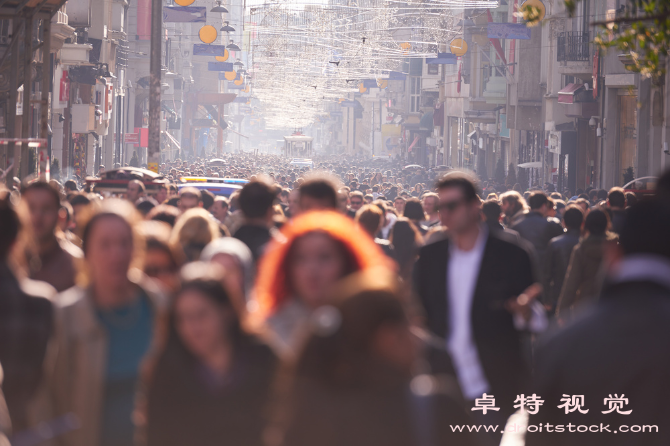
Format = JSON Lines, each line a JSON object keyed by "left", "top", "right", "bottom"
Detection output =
{"left": 1, "top": 153, "right": 670, "bottom": 446}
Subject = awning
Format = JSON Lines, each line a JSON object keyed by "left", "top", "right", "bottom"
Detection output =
{"left": 558, "top": 83, "right": 585, "bottom": 104}
{"left": 518, "top": 161, "right": 542, "bottom": 168}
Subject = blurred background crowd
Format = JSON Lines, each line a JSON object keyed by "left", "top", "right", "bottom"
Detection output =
{"left": 1, "top": 155, "right": 670, "bottom": 446}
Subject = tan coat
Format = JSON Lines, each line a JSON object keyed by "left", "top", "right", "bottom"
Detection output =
{"left": 47, "top": 273, "right": 167, "bottom": 446}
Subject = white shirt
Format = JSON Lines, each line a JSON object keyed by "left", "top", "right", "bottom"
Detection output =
{"left": 446, "top": 226, "right": 547, "bottom": 400}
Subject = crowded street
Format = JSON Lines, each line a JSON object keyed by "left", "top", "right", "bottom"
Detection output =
{"left": 2, "top": 0, "right": 670, "bottom": 444}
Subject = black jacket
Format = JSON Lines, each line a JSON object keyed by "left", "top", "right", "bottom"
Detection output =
{"left": 526, "top": 279, "right": 670, "bottom": 446}
{"left": 147, "top": 339, "right": 277, "bottom": 446}
{"left": 544, "top": 229, "right": 581, "bottom": 310}
{"left": 234, "top": 224, "right": 274, "bottom": 263}
{"left": 0, "top": 264, "right": 55, "bottom": 432}
{"left": 413, "top": 230, "right": 537, "bottom": 411}
{"left": 511, "top": 212, "right": 564, "bottom": 277}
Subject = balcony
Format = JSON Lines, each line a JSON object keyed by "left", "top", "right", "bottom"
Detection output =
{"left": 557, "top": 31, "right": 590, "bottom": 62}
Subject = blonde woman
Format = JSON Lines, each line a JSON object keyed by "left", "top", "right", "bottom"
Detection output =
{"left": 170, "top": 208, "right": 221, "bottom": 262}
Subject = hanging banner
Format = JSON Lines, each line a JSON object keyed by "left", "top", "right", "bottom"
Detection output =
{"left": 487, "top": 23, "right": 531, "bottom": 40}
{"left": 208, "top": 62, "right": 234, "bottom": 71}
{"left": 193, "top": 44, "right": 227, "bottom": 56}
{"left": 59, "top": 70, "right": 70, "bottom": 104}
{"left": 163, "top": 6, "right": 206, "bottom": 22}
{"left": 426, "top": 53, "right": 457, "bottom": 64}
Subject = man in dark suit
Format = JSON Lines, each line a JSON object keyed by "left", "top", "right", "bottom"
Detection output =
{"left": 414, "top": 172, "right": 546, "bottom": 439}
{"left": 544, "top": 205, "right": 584, "bottom": 313}
{"left": 525, "top": 198, "right": 670, "bottom": 446}
{"left": 511, "top": 191, "right": 564, "bottom": 278}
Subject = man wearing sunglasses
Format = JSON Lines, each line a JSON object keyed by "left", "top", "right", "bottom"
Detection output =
{"left": 414, "top": 171, "right": 547, "bottom": 443}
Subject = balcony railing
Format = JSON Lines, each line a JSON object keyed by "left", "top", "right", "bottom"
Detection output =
{"left": 557, "top": 31, "right": 590, "bottom": 62}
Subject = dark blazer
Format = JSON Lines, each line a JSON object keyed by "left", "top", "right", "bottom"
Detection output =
{"left": 526, "top": 280, "right": 670, "bottom": 446}
{"left": 545, "top": 229, "right": 582, "bottom": 310}
{"left": 413, "top": 230, "right": 537, "bottom": 412}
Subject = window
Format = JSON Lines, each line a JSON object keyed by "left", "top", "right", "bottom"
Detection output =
{"left": 410, "top": 76, "right": 421, "bottom": 113}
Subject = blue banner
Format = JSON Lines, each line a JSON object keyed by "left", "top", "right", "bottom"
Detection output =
{"left": 233, "top": 96, "right": 249, "bottom": 103}
{"left": 363, "top": 79, "right": 378, "bottom": 88}
{"left": 164, "top": 6, "right": 206, "bottom": 22}
{"left": 208, "top": 62, "right": 234, "bottom": 71}
{"left": 388, "top": 71, "right": 407, "bottom": 80}
{"left": 193, "top": 44, "right": 227, "bottom": 56}
{"left": 487, "top": 23, "right": 531, "bottom": 40}
{"left": 426, "top": 53, "right": 457, "bottom": 65}
{"left": 228, "top": 82, "right": 244, "bottom": 89}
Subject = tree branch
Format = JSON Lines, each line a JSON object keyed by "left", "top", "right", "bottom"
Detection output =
{"left": 590, "top": 12, "right": 670, "bottom": 27}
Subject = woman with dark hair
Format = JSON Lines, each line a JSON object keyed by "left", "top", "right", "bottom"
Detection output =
{"left": 403, "top": 198, "right": 427, "bottom": 235}
{"left": 273, "top": 269, "right": 475, "bottom": 446}
{"left": 252, "top": 210, "right": 394, "bottom": 357}
{"left": 556, "top": 208, "right": 618, "bottom": 320}
{"left": 144, "top": 264, "right": 276, "bottom": 446}
{"left": 390, "top": 218, "right": 423, "bottom": 281}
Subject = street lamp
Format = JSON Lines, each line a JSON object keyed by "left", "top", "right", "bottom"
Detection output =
{"left": 210, "top": 1, "right": 228, "bottom": 13}
{"left": 220, "top": 21, "right": 235, "bottom": 32}
{"left": 226, "top": 41, "right": 241, "bottom": 51}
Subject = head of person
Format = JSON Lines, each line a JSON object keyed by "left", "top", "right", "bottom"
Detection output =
{"left": 618, "top": 198, "right": 670, "bottom": 262}
{"left": 584, "top": 208, "right": 608, "bottom": 237}
{"left": 402, "top": 198, "right": 425, "bottom": 222}
{"left": 210, "top": 196, "right": 230, "bottom": 222}
{"left": 154, "top": 184, "right": 168, "bottom": 204}
{"left": 135, "top": 197, "right": 158, "bottom": 217}
{"left": 481, "top": 199, "right": 502, "bottom": 225}
{"left": 201, "top": 237, "right": 254, "bottom": 314}
{"left": 126, "top": 179, "right": 146, "bottom": 203}
{"left": 80, "top": 199, "right": 143, "bottom": 290}
{"left": 624, "top": 191, "right": 638, "bottom": 208}
{"left": 21, "top": 181, "right": 62, "bottom": 245}
{"left": 0, "top": 188, "right": 23, "bottom": 265}
{"left": 291, "top": 269, "right": 416, "bottom": 390}
{"left": 390, "top": 218, "right": 422, "bottom": 273}
{"left": 147, "top": 204, "right": 181, "bottom": 227}
{"left": 139, "top": 221, "right": 182, "bottom": 293}
{"left": 239, "top": 180, "right": 276, "bottom": 223}
{"left": 253, "top": 211, "right": 393, "bottom": 319}
{"left": 607, "top": 187, "right": 626, "bottom": 210}
{"left": 299, "top": 178, "right": 338, "bottom": 212}
{"left": 575, "top": 197, "right": 590, "bottom": 213}
{"left": 562, "top": 205, "right": 584, "bottom": 232}
{"left": 64, "top": 180, "right": 78, "bottom": 194}
{"left": 165, "top": 264, "right": 245, "bottom": 365}
{"left": 200, "top": 189, "right": 215, "bottom": 211}
{"left": 68, "top": 193, "right": 92, "bottom": 233}
{"left": 349, "top": 191, "right": 364, "bottom": 212}
{"left": 170, "top": 208, "right": 221, "bottom": 262}
{"left": 178, "top": 187, "right": 203, "bottom": 212}
{"left": 436, "top": 172, "right": 481, "bottom": 233}
{"left": 393, "top": 196, "right": 406, "bottom": 214}
{"left": 355, "top": 205, "right": 384, "bottom": 238}
{"left": 500, "top": 191, "right": 526, "bottom": 218}
{"left": 421, "top": 193, "right": 439, "bottom": 217}
{"left": 527, "top": 191, "right": 551, "bottom": 216}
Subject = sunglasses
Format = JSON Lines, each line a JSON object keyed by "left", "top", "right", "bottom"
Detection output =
{"left": 438, "top": 199, "right": 466, "bottom": 213}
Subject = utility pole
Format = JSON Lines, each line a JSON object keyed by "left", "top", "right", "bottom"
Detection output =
{"left": 147, "top": 0, "right": 162, "bottom": 173}
{"left": 20, "top": 12, "right": 33, "bottom": 179}
{"left": 39, "top": 14, "right": 51, "bottom": 180}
